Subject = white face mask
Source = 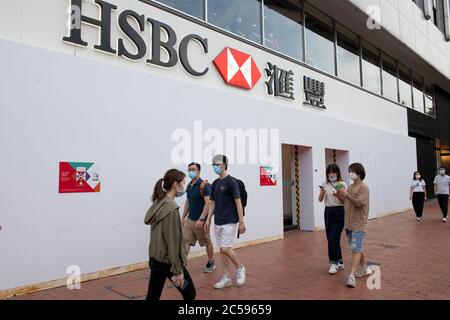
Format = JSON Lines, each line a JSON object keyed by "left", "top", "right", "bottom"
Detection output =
{"left": 415, "top": 175, "right": 421, "bottom": 180}
{"left": 440, "top": 170, "right": 446, "bottom": 176}
{"left": 349, "top": 172, "right": 358, "bottom": 181}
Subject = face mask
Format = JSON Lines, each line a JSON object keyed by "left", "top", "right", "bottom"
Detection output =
{"left": 415, "top": 175, "right": 421, "bottom": 180}
{"left": 176, "top": 183, "right": 186, "bottom": 198}
{"left": 440, "top": 170, "right": 446, "bottom": 176}
{"left": 213, "top": 165, "right": 223, "bottom": 175}
{"left": 329, "top": 176, "right": 337, "bottom": 183}
{"left": 349, "top": 172, "right": 358, "bottom": 181}
{"left": 188, "top": 171, "right": 197, "bottom": 180}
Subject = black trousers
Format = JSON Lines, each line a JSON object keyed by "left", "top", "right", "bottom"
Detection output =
{"left": 146, "top": 258, "right": 196, "bottom": 301}
{"left": 324, "top": 206, "right": 345, "bottom": 264}
{"left": 437, "top": 194, "right": 449, "bottom": 218}
{"left": 412, "top": 192, "right": 425, "bottom": 218}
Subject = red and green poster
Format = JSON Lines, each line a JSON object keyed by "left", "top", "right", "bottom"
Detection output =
{"left": 260, "top": 166, "right": 277, "bottom": 186}
{"left": 59, "top": 162, "right": 101, "bottom": 193}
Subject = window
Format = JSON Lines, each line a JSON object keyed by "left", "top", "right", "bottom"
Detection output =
{"left": 382, "top": 53, "right": 398, "bottom": 102}
{"left": 399, "top": 64, "right": 412, "bottom": 107}
{"left": 362, "top": 41, "right": 381, "bottom": 94}
{"left": 304, "top": 4, "right": 335, "bottom": 75}
{"left": 263, "top": 0, "right": 303, "bottom": 60}
{"left": 413, "top": 73, "right": 425, "bottom": 112}
{"left": 156, "top": 0, "right": 204, "bottom": 19}
{"left": 336, "top": 24, "right": 360, "bottom": 85}
{"left": 425, "top": 81, "right": 435, "bottom": 117}
{"left": 208, "top": 0, "right": 262, "bottom": 44}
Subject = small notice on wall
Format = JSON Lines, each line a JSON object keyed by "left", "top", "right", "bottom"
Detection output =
{"left": 260, "top": 166, "right": 277, "bottom": 186}
{"left": 59, "top": 162, "right": 101, "bottom": 193}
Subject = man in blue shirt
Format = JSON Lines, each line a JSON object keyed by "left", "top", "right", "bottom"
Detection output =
{"left": 181, "top": 162, "right": 215, "bottom": 273}
{"left": 205, "top": 155, "right": 247, "bottom": 289}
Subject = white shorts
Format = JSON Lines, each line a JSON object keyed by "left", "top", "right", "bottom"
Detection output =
{"left": 214, "top": 223, "right": 238, "bottom": 248}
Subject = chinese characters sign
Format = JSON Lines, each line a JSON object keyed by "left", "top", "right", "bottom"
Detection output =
{"left": 260, "top": 166, "right": 277, "bottom": 186}
{"left": 265, "top": 63, "right": 295, "bottom": 100}
{"left": 304, "top": 76, "right": 326, "bottom": 109}
{"left": 59, "top": 162, "right": 101, "bottom": 193}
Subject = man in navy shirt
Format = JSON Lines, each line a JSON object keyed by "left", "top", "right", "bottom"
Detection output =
{"left": 205, "top": 155, "right": 246, "bottom": 289}
{"left": 181, "top": 162, "right": 215, "bottom": 273}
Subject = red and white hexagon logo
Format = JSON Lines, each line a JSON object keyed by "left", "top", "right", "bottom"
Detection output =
{"left": 213, "top": 47, "right": 261, "bottom": 90}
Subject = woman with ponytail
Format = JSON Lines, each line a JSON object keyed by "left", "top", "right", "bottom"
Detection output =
{"left": 144, "top": 169, "right": 196, "bottom": 300}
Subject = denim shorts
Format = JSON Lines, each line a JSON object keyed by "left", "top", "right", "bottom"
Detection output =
{"left": 345, "top": 229, "right": 366, "bottom": 253}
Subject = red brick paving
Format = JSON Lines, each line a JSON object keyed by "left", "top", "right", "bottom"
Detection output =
{"left": 8, "top": 201, "right": 450, "bottom": 300}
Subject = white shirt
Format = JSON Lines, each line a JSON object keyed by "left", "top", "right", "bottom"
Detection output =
{"left": 321, "top": 181, "right": 347, "bottom": 207}
{"left": 411, "top": 180, "right": 426, "bottom": 193}
{"left": 434, "top": 175, "right": 450, "bottom": 195}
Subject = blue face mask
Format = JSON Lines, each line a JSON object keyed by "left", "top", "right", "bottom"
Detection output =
{"left": 176, "top": 183, "right": 186, "bottom": 198}
{"left": 329, "top": 176, "right": 337, "bottom": 183}
{"left": 188, "top": 171, "right": 197, "bottom": 180}
{"left": 213, "top": 165, "right": 223, "bottom": 175}
{"left": 176, "top": 190, "right": 186, "bottom": 198}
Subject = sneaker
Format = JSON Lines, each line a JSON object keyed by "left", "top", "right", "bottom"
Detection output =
{"left": 346, "top": 275, "right": 356, "bottom": 288}
{"left": 338, "top": 262, "right": 345, "bottom": 270}
{"left": 236, "top": 265, "right": 246, "bottom": 287}
{"left": 443, "top": 218, "right": 448, "bottom": 223}
{"left": 214, "top": 275, "right": 232, "bottom": 289}
{"left": 203, "top": 260, "right": 215, "bottom": 273}
{"left": 355, "top": 266, "right": 372, "bottom": 278}
{"left": 328, "top": 264, "right": 338, "bottom": 274}
{"left": 417, "top": 217, "right": 422, "bottom": 222}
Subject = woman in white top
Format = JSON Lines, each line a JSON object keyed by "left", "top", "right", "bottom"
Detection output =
{"left": 410, "top": 171, "right": 427, "bottom": 221}
{"left": 319, "top": 164, "right": 347, "bottom": 275}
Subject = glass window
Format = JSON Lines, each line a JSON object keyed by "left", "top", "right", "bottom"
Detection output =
{"left": 413, "top": 73, "right": 425, "bottom": 113}
{"left": 263, "top": 0, "right": 303, "bottom": 60}
{"left": 399, "top": 64, "right": 412, "bottom": 107}
{"left": 208, "top": 0, "right": 261, "bottom": 44}
{"left": 336, "top": 24, "right": 360, "bottom": 85}
{"left": 156, "top": 0, "right": 204, "bottom": 19}
{"left": 304, "top": 4, "right": 335, "bottom": 75}
{"left": 425, "top": 81, "right": 435, "bottom": 117}
{"left": 362, "top": 41, "right": 381, "bottom": 94}
{"left": 382, "top": 53, "right": 398, "bottom": 102}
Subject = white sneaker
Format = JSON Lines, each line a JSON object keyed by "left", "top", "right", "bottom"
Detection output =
{"left": 328, "top": 264, "right": 338, "bottom": 274}
{"left": 338, "top": 262, "right": 345, "bottom": 270}
{"left": 443, "top": 218, "right": 448, "bottom": 223}
{"left": 355, "top": 266, "right": 373, "bottom": 278}
{"left": 236, "top": 265, "right": 246, "bottom": 287}
{"left": 346, "top": 275, "right": 356, "bottom": 288}
{"left": 417, "top": 217, "right": 422, "bottom": 222}
{"left": 214, "top": 275, "right": 232, "bottom": 289}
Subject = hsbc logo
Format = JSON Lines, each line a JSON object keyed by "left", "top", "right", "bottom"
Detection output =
{"left": 213, "top": 47, "right": 261, "bottom": 90}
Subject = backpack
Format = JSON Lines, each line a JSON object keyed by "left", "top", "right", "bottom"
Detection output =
{"left": 228, "top": 176, "right": 247, "bottom": 216}
{"left": 199, "top": 180, "right": 210, "bottom": 198}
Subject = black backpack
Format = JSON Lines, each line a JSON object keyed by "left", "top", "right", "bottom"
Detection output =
{"left": 228, "top": 176, "right": 247, "bottom": 216}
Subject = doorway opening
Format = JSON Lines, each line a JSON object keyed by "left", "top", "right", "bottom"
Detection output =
{"left": 281, "top": 144, "right": 314, "bottom": 231}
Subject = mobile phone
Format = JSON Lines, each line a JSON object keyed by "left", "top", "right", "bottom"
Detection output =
{"left": 180, "top": 279, "right": 189, "bottom": 290}
{"left": 319, "top": 185, "right": 324, "bottom": 189}
{"left": 172, "top": 276, "right": 189, "bottom": 290}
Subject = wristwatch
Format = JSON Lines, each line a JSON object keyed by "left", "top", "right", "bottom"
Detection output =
{"left": 199, "top": 217, "right": 207, "bottom": 222}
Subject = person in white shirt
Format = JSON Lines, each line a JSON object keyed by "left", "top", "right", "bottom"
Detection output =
{"left": 319, "top": 164, "right": 347, "bottom": 275}
{"left": 409, "top": 171, "right": 427, "bottom": 222}
{"left": 434, "top": 168, "right": 450, "bottom": 223}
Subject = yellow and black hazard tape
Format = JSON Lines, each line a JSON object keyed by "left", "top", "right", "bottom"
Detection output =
{"left": 294, "top": 146, "right": 300, "bottom": 229}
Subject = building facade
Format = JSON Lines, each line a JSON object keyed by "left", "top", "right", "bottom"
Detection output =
{"left": 0, "top": 0, "right": 449, "bottom": 297}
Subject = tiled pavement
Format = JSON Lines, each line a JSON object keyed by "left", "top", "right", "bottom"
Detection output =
{"left": 8, "top": 201, "right": 450, "bottom": 300}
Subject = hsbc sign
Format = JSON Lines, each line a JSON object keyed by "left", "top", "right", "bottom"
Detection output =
{"left": 213, "top": 48, "right": 261, "bottom": 89}
{"left": 63, "top": 0, "right": 325, "bottom": 105}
